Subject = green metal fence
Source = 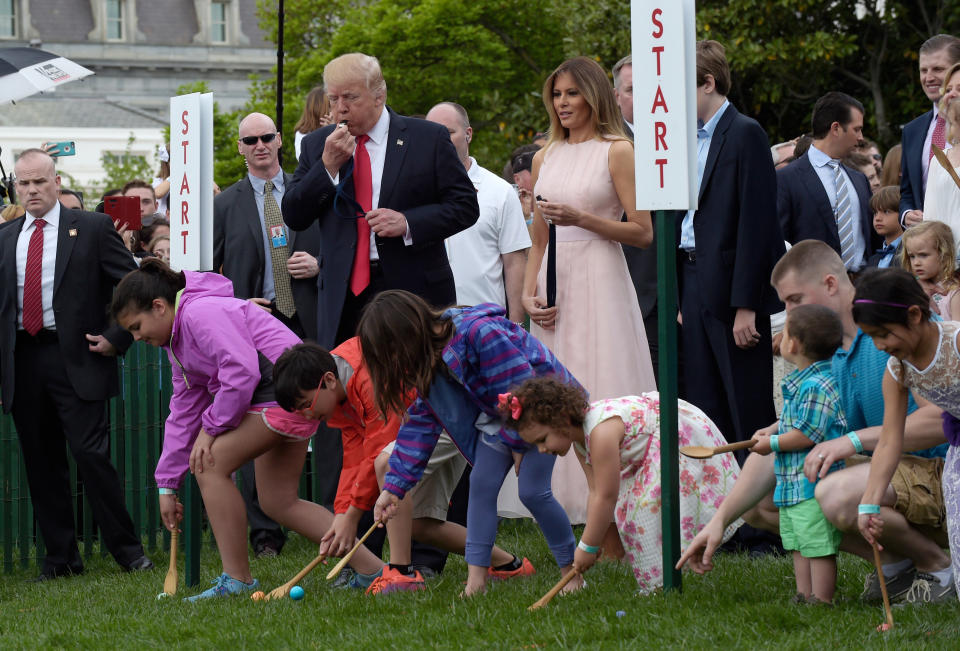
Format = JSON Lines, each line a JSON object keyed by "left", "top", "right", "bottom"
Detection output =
{"left": 0, "top": 342, "right": 329, "bottom": 584}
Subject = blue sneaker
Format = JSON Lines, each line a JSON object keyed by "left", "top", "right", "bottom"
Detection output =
{"left": 183, "top": 573, "right": 259, "bottom": 602}
{"left": 334, "top": 567, "right": 383, "bottom": 589}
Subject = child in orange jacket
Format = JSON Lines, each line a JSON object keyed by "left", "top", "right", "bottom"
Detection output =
{"left": 273, "top": 339, "right": 523, "bottom": 594}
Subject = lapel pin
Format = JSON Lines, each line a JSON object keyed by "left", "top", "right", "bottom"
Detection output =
{"left": 68, "top": 229, "right": 78, "bottom": 237}
{"left": 396, "top": 139, "right": 404, "bottom": 146}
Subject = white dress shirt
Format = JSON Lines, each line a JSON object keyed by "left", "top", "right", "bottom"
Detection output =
{"left": 17, "top": 202, "right": 60, "bottom": 330}
{"left": 329, "top": 107, "right": 395, "bottom": 261}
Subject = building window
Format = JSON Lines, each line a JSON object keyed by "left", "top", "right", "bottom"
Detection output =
{"left": 210, "top": 1, "right": 227, "bottom": 44}
{"left": 0, "top": 0, "right": 15, "bottom": 38}
{"left": 106, "top": 0, "right": 123, "bottom": 40}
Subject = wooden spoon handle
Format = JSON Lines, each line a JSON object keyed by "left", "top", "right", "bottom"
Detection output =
{"left": 711, "top": 440, "right": 757, "bottom": 454}
{"left": 325, "top": 521, "right": 381, "bottom": 580}
{"left": 528, "top": 568, "right": 579, "bottom": 611}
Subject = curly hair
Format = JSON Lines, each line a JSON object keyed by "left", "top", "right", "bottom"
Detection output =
{"left": 498, "top": 377, "right": 588, "bottom": 433}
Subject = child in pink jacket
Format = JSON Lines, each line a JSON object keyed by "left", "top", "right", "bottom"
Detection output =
{"left": 110, "top": 259, "right": 386, "bottom": 601}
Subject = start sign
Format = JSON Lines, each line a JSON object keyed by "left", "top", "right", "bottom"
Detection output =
{"left": 169, "top": 92, "right": 214, "bottom": 271}
{"left": 631, "top": 0, "right": 697, "bottom": 210}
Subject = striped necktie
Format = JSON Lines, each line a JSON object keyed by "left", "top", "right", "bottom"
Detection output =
{"left": 828, "top": 160, "right": 856, "bottom": 268}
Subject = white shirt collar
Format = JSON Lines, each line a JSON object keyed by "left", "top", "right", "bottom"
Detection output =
{"left": 366, "top": 107, "right": 391, "bottom": 145}
{"left": 808, "top": 143, "right": 836, "bottom": 168}
{"left": 466, "top": 156, "right": 481, "bottom": 182}
{"left": 23, "top": 201, "right": 61, "bottom": 232}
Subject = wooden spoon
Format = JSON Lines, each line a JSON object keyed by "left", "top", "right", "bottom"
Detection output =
{"left": 679, "top": 439, "right": 756, "bottom": 459}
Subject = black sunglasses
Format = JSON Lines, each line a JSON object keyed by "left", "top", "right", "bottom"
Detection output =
{"left": 240, "top": 133, "right": 278, "bottom": 146}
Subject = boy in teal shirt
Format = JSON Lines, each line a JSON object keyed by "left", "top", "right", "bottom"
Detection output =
{"left": 753, "top": 304, "right": 848, "bottom": 604}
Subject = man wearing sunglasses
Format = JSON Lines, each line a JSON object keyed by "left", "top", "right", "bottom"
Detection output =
{"left": 214, "top": 111, "right": 323, "bottom": 558}
{"left": 282, "top": 52, "right": 479, "bottom": 350}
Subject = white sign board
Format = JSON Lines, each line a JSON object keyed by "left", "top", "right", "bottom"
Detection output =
{"left": 169, "top": 92, "right": 214, "bottom": 271}
{"left": 631, "top": 0, "right": 698, "bottom": 210}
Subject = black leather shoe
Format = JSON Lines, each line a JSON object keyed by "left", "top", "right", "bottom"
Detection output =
{"left": 254, "top": 542, "right": 280, "bottom": 559}
{"left": 124, "top": 555, "right": 155, "bottom": 572}
{"left": 29, "top": 566, "right": 82, "bottom": 582}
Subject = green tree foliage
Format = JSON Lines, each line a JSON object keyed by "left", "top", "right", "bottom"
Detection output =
{"left": 257, "top": 0, "right": 572, "bottom": 171}
{"left": 96, "top": 133, "right": 154, "bottom": 196}
{"left": 696, "top": 0, "right": 960, "bottom": 147}
{"left": 168, "top": 81, "right": 248, "bottom": 190}
{"left": 253, "top": 0, "right": 960, "bottom": 166}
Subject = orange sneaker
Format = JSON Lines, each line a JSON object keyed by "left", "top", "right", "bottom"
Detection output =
{"left": 365, "top": 566, "right": 426, "bottom": 595}
{"left": 488, "top": 557, "right": 536, "bottom": 581}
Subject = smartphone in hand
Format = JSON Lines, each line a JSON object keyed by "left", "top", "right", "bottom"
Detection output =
{"left": 45, "top": 141, "right": 76, "bottom": 157}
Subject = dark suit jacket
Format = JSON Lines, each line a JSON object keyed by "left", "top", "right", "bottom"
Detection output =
{"left": 214, "top": 172, "right": 321, "bottom": 340}
{"left": 678, "top": 104, "right": 785, "bottom": 321}
{"left": 282, "top": 108, "right": 480, "bottom": 347}
{"left": 620, "top": 121, "right": 658, "bottom": 319}
{"left": 899, "top": 109, "right": 934, "bottom": 215}
{"left": 778, "top": 151, "right": 881, "bottom": 267}
{"left": 0, "top": 205, "right": 137, "bottom": 411}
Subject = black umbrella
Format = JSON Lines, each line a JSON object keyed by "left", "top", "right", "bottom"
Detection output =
{"left": 0, "top": 47, "right": 93, "bottom": 104}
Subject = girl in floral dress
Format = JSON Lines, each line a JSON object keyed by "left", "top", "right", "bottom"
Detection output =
{"left": 499, "top": 378, "right": 741, "bottom": 593}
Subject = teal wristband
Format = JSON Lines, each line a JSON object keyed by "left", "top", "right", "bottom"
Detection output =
{"left": 577, "top": 540, "right": 600, "bottom": 554}
{"left": 769, "top": 435, "right": 780, "bottom": 452}
{"left": 847, "top": 431, "right": 864, "bottom": 454}
{"left": 858, "top": 504, "right": 881, "bottom": 515}
{"left": 158, "top": 488, "right": 176, "bottom": 496}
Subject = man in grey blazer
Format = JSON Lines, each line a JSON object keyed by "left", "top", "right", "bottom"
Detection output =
{"left": 213, "top": 112, "right": 322, "bottom": 556}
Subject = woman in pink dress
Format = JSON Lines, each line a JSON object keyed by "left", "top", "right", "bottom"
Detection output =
{"left": 521, "top": 56, "right": 656, "bottom": 527}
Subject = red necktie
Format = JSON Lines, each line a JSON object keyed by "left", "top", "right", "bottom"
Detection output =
{"left": 350, "top": 135, "right": 372, "bottom": 296}
{"left": 930, "top": 115, "right": 947, "bottom": 161}
{"left": 22, "top": 218, "right": 46, "bottom": 335}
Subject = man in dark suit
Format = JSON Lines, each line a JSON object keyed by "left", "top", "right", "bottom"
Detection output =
{"left": 900, "top": 35, "right": 960, "bottom": 227}
{"left": 778, "top": 92, "right": 880, "bottom": 271}
{"left": 282, "top": 53, "right": 478, "bottom": 585}
{"left": 282, "top": 52, "right": 479, "bottom": 349}
{"left": 678, "top": 41, "right": 784, "bottom": 448}
{"left": 214, "top": 112, "right": 323, "bottom": 557}
{"left": 614, "top": 54, "right": 660, "bottom": 375}
{"left": 0, "top": 149, "right": 151, "bottom": 580}
{"left": 215, "top": 112, "right": 321, "bottom": 341}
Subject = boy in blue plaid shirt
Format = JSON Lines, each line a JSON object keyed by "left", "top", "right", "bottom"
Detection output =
{"left": 752, "top": 304, "right": 848, "bottom": 604}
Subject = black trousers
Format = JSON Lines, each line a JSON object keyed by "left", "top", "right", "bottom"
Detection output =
{"left": 234, "top": 304, "right": 309, "bottom": 552}
{"left": 679, "top": 259, "right": 776, "bottom": 449}
{"left": 12, "top": 331, "right": 144, "bottom": 573}
{"left": 238, "top": 461, "right": 286, "bottom": 551}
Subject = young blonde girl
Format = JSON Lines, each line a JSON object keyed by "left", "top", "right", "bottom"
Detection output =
{"left": 500, "top": 378, "right": 741, "bottom": 594}
{"left": 855, "top": 268, "right": 959, "bottom": 599}
{"left": 901, "top": 220, "right": 960, "bottom": 320}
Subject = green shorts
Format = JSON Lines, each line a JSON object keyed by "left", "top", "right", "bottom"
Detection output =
{"left": 779, "top": 498, "right": 842, "bottom": 558}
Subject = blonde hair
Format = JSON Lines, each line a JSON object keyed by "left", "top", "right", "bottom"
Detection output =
{"left": 295, "top": 86, "right": 331, "bottom": 134}
{"left": 323, "top": 53, "right": 386, "bottom": 99}
{"left": 541, "top": 57, "right": 629, "bottom": 147}
{"left": 944, "top": 96, "right": 960, "bottom": 146}
{"left": 901, "top": 220, "right": 958, "bottom": 290}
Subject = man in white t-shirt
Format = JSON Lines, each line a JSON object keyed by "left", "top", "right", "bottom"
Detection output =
{"left": 426, "top": 102, "right": 531, "bottom": 322}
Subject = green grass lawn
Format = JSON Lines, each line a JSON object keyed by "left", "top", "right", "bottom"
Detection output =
{"left": 1, "top": 519, "right": 957, "bottom": 649}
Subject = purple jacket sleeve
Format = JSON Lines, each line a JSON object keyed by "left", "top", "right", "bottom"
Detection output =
{"left": 382, "top": 397, "right": 442, "bottom": 499}
{"left": 155, "top": 359, "right": 210, "bottom": 489}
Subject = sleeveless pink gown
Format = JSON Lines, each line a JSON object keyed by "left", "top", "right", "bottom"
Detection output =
{"left": 499, "top": 138, "right": 656, "bottom": 523}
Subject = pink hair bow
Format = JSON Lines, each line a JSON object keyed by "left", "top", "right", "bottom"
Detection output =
{"left": 497, "top": 393, "right": 523, "bottom": 419}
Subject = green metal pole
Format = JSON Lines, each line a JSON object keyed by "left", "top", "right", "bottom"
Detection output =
{"left": 657, "top": 209, "right": 681, "bottom": 592}
{"left": 184, "top": 475, "right": 202, "bottom": 586}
